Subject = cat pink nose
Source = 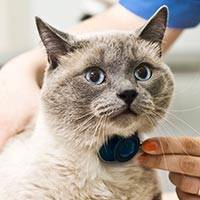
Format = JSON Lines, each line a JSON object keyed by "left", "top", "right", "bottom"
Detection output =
{"left": 117, "top": 90, "right": 138, "bottom": 105}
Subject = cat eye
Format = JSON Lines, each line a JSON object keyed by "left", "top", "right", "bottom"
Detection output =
{"left": 134, "top": 63, "right": 152, "bottom": 81}
{"left": 85, "top": 67, "right": 105, "bottom": 85}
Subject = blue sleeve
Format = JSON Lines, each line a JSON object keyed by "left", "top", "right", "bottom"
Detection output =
{"left": 119, "top": 0, "right": 200, "bottom": 28}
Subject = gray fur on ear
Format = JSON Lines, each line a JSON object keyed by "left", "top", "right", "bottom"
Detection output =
{"left": 35, "top": 17, "right": 75, "bottom": 69}
{"left": 138, "top": 6, "right": 168, "bottom": 52}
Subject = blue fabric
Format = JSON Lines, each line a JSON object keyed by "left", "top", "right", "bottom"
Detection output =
{"left": 119, "top": 0, "right": 200, "bottom": 28}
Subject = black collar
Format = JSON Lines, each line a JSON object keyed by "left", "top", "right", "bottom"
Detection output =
{"left": 98, "top": 133, "right": 140, "bottom": 163}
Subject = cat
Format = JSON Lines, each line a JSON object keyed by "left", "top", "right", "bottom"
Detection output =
{"left": 0, "top": 6, "right": 174, "bottom": 200}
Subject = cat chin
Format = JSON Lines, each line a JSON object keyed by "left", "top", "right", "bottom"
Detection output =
{"left": 105, "top": 121, "right": 138, "bottom": 138}
{"left": 104, "top": 114, "right": 157, "bottom": 138}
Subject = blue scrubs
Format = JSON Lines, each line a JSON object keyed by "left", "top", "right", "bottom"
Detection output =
{"left": 119, "top": 0, "right": 200, "bottom": 28}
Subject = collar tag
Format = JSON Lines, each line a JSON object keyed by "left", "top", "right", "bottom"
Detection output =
{"left": 98, "top": 134, "right": 140, "bottom": 163}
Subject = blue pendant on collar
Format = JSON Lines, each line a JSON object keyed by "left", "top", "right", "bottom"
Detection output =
{"left": 98, "top": 134, "right": 140, "bottom": 163}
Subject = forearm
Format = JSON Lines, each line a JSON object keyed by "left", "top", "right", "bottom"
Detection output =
{"left": 70, "top": 4, "right": 182, "bottom": 51}
{"left": 1, "top": 4, "right": 182, "bottom": 88}
{"left": 1, "top": 47, "right": 46, "bottom": 89}
{"left": 69, "top": 4, "right": 145, "bottom": 32}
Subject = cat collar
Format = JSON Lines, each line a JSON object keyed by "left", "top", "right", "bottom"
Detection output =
{"left": 98, "top": 134, "right": 140, "bottom": 163}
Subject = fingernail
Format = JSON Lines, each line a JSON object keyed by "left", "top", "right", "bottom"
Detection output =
{"left": 138, "top": 153, "right": 148, "bottom": 162}
{"left": 142, "top": 140, "right": 159, "bottom": 152}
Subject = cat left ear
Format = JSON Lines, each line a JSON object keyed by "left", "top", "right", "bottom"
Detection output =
{"left": 138, "top": 6, "right": 168, "bottom": 55}
{"left": 35, "top": 17, "right": 76, "bottom": 69}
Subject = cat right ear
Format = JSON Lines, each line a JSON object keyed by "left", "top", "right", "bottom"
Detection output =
{"left": 35, "top": 17, "right": 75, "bottom": 69}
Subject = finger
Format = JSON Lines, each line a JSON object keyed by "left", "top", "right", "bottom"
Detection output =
{"left": 142, "top": 136, "right": 200, "bottom": 156}
{"left": 138, "top": 154, "right": 200, "bottom": 177}
{"left": 176, "top": 188, "right": 200, "bottom": 200}
{"left": 169, "top": 172, "right": 200, "bottom": 195}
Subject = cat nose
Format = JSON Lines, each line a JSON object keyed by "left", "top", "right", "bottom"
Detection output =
{"left": 117, "top": 90, "right": 138, "bottom": 105}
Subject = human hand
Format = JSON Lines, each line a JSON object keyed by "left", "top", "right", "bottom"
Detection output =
{"left": 0, "top": 64, "right": 40, "bottom": 148}
{"left": 138, "top": 137, "right": 200, "bottom": 200}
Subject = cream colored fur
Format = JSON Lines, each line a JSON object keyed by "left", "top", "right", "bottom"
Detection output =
{"left": 0, "top": 112, "right": 160, "bottom": 200}
{"left": 0, "top": 6, "right": 173, "bottom": 200}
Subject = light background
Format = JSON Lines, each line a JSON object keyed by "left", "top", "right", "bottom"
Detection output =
{"left": 0, "top": 0, "right": 200, "bottom": 61}
{"left": 0, "top": 0, "right": 200, "bottom": 193}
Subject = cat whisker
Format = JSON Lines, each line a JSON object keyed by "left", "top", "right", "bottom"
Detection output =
{"left": 173, "top": 72, "right": 200, "bottom": 96}
{"left": 146, "top": 115, "right": 177, "bottom": 173}
{"left": 73, "top": 115, "right": 95, "bottom": 136}
{"left": 75, "top": 112, "right": 94, "bottom": 121}
{"left": 152, "top": 106, "right": 200, "bottom": 137}
{"left": 95, "top": 103, "right": 115, "bottom": 111}
{"left": 152, "top": 117, "right": 193, "bottom": 180}
{"left": 166, "top": 111, "right": 200, "bottom": 137}
{"left": 154, "top": 95, "right": 172, "bottom": 100}
{"left": 150, "top": 111, "right": 195, "bottom": 157}
{"left": 169, "top": 106, "right": 200, "bottom": 112}
{"left": 89, "top": 116, "right": 104, "bottom": 151}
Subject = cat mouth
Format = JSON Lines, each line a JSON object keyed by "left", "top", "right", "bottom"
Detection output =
{"left": 121, "top": 108, "right": 137, "bottom": 116}
{"left": 111, "top": 107, "right": 138, "bottom": 120}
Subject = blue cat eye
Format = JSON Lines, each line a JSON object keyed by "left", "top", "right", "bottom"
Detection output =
{"left": 85, "top": 67, "right": 105, "bottom": 85}
{"left": 134, "top": 63, "right": 152, "bottom": 81}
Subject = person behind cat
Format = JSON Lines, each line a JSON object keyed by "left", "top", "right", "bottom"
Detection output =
{"left": 0, "top": 0, "right": 200, "bottom": 199}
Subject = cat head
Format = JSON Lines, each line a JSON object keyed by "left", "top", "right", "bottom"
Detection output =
{"left": 36, "top": 6, "right": 174, "bottom": 149}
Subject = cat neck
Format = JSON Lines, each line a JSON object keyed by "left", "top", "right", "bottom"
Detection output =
{"left": 32, "top": 111, "right": 98, "bottom": 158}
{"left": 31, "top": 111, "right": 103, "bottom": 180}
{"left": 31, "top": 111, "right": 145, "bottom": 186}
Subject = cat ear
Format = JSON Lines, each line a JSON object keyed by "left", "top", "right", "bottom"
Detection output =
{"left": 35, "top": 17, "right": 75, "bottom": 69}
{"left": 138, "top": 6, "right": 168, "bottom": 54}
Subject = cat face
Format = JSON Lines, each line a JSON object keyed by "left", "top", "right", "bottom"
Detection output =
{"left": 36, "top": 6, "right": 174, "bottom": 147}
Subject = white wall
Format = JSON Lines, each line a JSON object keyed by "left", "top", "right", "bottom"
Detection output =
{"left": 166, "top": 26, "right": 200, "bottom": 64}
{"left": 0, "top": 0, "right": 32, "bottom": 58}
{"left": 170, "top": 27, "right": 200, "bottom": 55}
{"left": 0, "top": 0, "right": 200, "bottom": 64}
{"left": 28, "top": 0, "right": 85, "bottom": 45}
{"left": 0, "top": 0, "right": 200, "bottom": 63}
{"left": 0, "top": 0, "right": 9, "bottom": 52}
{"left": 0, "top": 0, "right": 85, "bottom": 62}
